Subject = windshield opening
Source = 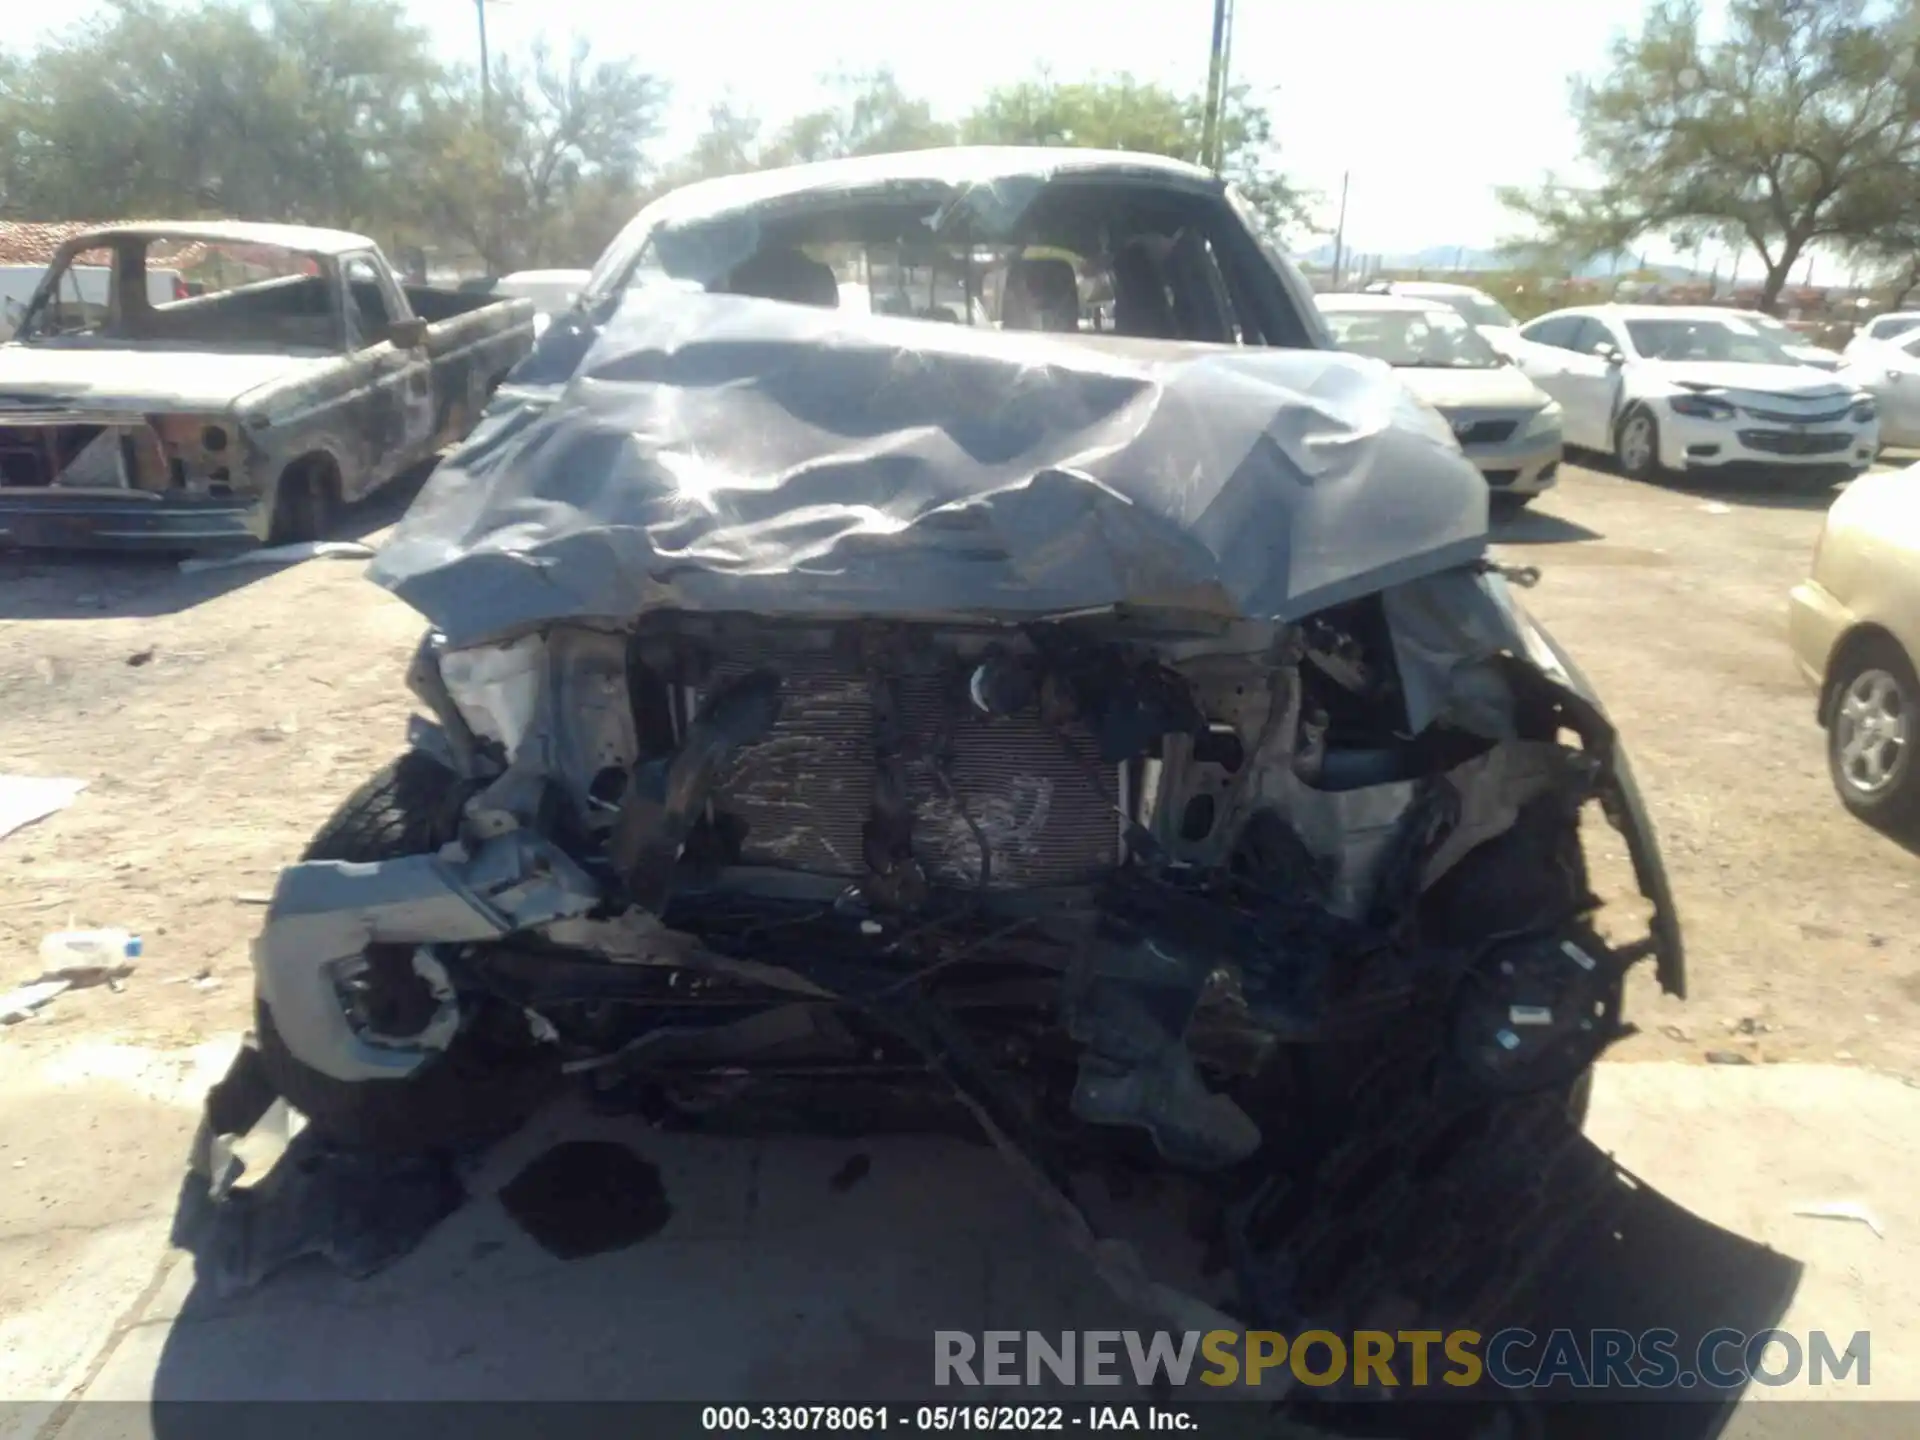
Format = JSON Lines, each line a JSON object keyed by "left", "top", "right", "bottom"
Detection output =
{"left": 18, "top": 237, "right": 333, "bottom": 351}
{"left": 618, "top": 181, "right": 1269, "bottom": 345}
{"left": 1319, "top": 305, "right": 1505, "bottom": 369}
{"left": 1622, "top": 318, "right": 1800, "bottom": 365}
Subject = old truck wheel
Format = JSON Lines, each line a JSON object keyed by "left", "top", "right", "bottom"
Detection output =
{"left": 254, "top": 751, "right": 560, "bottom": 1155}
{"left": 267, "top": 458, "right": 338, "bottom": 545}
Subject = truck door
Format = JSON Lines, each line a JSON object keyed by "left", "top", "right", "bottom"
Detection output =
{"left": 343, "top": 253, "right": 435, "bottom": 489}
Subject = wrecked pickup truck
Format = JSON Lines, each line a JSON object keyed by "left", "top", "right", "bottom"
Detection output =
{"left": 223, "top": 150, "right": 1692, "bottom": 1398}
{"left": 0, "top": 221, "right": 535, "bottom": 552}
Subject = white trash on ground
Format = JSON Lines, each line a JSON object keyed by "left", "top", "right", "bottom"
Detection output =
{"left": 0, "top": 775, "right": 86, "bottom": 845}
{"left": 39, "top": 929, "right": 142, "bottom": 968}
{"left": 1793, "top": 1200, "right": 1886, "bottom": 1238}
{"left": 0, "top": 979, "right": 70, "bottom": 1025}
{"left": 178, "top": 540, "right": 375, "bottom": 575}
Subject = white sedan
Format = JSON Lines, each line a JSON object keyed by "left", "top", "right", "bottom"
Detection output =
{"left": 1843, "top": 324, "right": 1920, "bottom": 448}
{"left": 1508, "top": 305, "right": 1879, "bottom": 489}
{"left": 1361, "top": 279, "right": 1520, "bottom": 348}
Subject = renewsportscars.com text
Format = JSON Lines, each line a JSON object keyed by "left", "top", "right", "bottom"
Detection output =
{"left": 933, "top": 1329, "right": 1871, "bottom": 1391}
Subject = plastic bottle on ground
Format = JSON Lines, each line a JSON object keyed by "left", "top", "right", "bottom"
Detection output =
{"left": 38, "top": 928, "right": 143, "bottom": 968}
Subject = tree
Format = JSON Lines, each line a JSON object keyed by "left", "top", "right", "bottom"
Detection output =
{"left": 662, "top": 70, "right": 956, "bottom": 185}
{"left": 0, "top": 0, "right": 439, "bottom": 225}
{"left": 1500, "top": 0, "right": 1920, "bottom": 310}
{"left": 761, "top": 70, "right": 956, "bottom": 166}
{"left": 405, "top": 38, "right": 666, "bottom": 273}
{"left": 667, "top": 101, "right": 764, "bottom": 184}
{"left": 960, "top": 73, "right": 1308, "bottom": 237}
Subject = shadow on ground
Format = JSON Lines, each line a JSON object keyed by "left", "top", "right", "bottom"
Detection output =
{"left": 51, "top": 1090, "right": 1804, "bottom": 1440}
{"left": 1569, "top": 446, "right": 1859, "bottom": 514}
{"left": 0, "top": 464, "right": 432, "bottom": 621}
{"left": 1494, "top": 506, "right": 1604, "bottom": 545}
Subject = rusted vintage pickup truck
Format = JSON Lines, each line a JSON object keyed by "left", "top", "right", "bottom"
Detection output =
{"left": 0, "top": 221, "right": 536, "bottom": 551}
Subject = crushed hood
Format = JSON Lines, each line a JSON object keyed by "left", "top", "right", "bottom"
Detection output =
{"left": 370, "top": 290, "right": 1491, "bottom": 648}
{"left": 0, "top": 346, "right": 337, "bottom": 415}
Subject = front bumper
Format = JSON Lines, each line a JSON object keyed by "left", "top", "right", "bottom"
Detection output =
{"left": 1442, "top": 411, "right": 1562, "bottom": 497}
{"left": 1658, "top": 406, "right": 1877, "bottom": 478}
{"left": 1787, "top": 577, "right": 1852, "bottom": 708}
{"left": 0, "top": 493, "right": 264, "bottom": 553}
{"left": 1463, "top": 434, "right": 1562, "bottom": 497}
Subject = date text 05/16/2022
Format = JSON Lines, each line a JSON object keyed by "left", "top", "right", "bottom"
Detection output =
{"left": 701, "top": 1405, "right": 1196, "bottom": 1432}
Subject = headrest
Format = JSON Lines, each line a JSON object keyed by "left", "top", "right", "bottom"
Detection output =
{"left": 1002, "top": 257, "right": 1080, "bottom": 332}
{"left": 723, "top": 247, "right": 840, "bottom": 308}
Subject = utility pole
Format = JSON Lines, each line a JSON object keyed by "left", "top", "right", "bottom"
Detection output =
{"left": 1330, "top": 171, "right": 1350, "bottom": 290}
{"left": 1200, "top": 0, "right": 1235, "bottom": 173}
{"left": 476, "top": 0, "right": 492, "bottom": 123}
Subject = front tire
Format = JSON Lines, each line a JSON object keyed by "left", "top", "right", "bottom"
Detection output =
{"left": 1827, "top": 636, "right": 1920, "bottom": 835}
{"left": 254, "top": 751, "right": 559, "bottom": 1154}
{"left": 1613, "top": 405, "right": 1663, "bottom": 481}
{"left": 266, "top": 458, "right": 338, "bottom": 545}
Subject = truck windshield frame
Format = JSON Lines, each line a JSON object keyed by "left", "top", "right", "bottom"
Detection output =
{"left": 14, "top": 235, "right": 347, "bottom": 353}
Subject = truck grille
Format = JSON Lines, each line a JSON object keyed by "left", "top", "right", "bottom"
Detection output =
{"left": 1736, "top": 430, "right": 1852, "bottom": 456}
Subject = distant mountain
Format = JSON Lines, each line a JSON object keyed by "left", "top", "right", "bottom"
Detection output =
{"left": 1289, "top": 241, "right": 1702, "bottom": 282}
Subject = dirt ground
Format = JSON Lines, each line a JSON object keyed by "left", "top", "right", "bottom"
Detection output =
{"left": 2, "top": 461, "right": 1917, "bottom": 1078}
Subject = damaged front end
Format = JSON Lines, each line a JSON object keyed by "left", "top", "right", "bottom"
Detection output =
{"left": 238, "top": 565, "right": 1683, "bottom": 1343}
{"left": 205, "top": 287, "right": 1693, "bottom": 1404}
{"left": 0, "top": 403, "right": 265, "bottom": 550}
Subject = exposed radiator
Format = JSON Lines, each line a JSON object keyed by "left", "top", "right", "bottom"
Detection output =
{"left": 700, "top": 647, "right": 1119, "bottom": 888}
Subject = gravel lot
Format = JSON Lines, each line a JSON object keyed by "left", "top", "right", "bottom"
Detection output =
{"left": 2, "top": 461, "right": 1917, "bottom": 1077}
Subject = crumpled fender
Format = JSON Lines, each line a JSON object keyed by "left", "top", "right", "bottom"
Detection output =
{"left": 1521, "top": 609, "right": 1687, "bottom": 1000}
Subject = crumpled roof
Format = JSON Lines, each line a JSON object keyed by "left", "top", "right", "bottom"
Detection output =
{"left": 370, "top": 289, "right": 1490, "bottom": 648}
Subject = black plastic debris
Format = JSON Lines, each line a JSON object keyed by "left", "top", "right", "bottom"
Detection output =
{"left": 498, "top": 1140, "right": 671, "bottom": 1260}
{"left": 174, "top": 1037, "right": 467, "bottom": 1296}
{"left": 189, "top": 1131, "right": 465, "bottom": 1296}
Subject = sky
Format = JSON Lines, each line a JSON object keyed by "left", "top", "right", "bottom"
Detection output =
{"left": 16, "top": 0, "right": 1720, "bottom": 263}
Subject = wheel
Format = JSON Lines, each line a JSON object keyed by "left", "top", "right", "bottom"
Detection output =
{"left": 266, "top": 459, "right": 336, "bottom": 545}
{"left": 1827, "top": 636, "right": 1920, "bottom": 834}
{"left": 254, "top": 750, "right": 560, "bottom": 1154}
{"left": 1490, "top": 492, "right": 1532, "bottom": 521}
{"left": 1613, "top": 405, "right": 1662, "bottom": 480}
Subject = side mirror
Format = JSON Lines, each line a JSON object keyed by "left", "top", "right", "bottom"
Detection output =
{"left": 1599, "top": 344, "right": 1625, "bottom": 366}
{"left": 386, "top": 316, "right": 429, "bottom": 350}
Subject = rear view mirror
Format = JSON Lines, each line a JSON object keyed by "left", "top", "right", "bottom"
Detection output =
{"left": 387, "top": 316, "right": 428, "bottom": 349}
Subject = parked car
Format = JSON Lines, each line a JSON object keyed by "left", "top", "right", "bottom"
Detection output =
{"left": 230, "top": 149, "right": 1687, "bottom": 1361}
{"left": 491, "top": 268, "right": 589, "bottom": 338}
{"left": 1843, "top": 324, "right": 1920, "bottom": 449}
{"left": 1730, "top": 309, "right": 1845, "bottom": 370}
{"left": 1788, "top": 463, "right": 1920, "bottom": 832}
{"left": 0, "top": 221, "right": 537, "bottom": 552}
{"left": 1855, "top": 311, "right": 1920, "bottom": 346}
{"left": 1361, "top": 279, "right": 1522, "bottom": 345}
{"left": 1317, "top": 292, "right": 1562, "bottom": 511}
{"left": 1509, "top": 304, "right": 1878, "bottom": 489}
